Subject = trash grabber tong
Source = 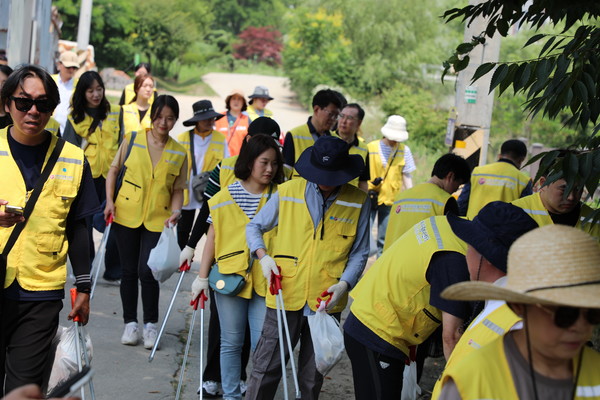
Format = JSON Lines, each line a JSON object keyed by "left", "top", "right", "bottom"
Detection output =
{"left": 149, "top": 260, "right": 191, "bottom": 362}
{"left": 90, "top": 214, "right": 113, "bottom": 299}
{"left": 175, "top": 291, "right": 207, "bottom": 400}
{"left": 70, "top": 288, "right": 96, "bottom": 400}
{"left": 270, "top": 270, "right": 301, "bottom": 399}
{"left": 198, "top": 291, "right": 208, "bottom": 400}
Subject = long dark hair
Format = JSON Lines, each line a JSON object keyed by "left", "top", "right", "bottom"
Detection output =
{"left": 131, "top": 74, "right": 153, "bottom": 104}
{"left": 1, "top": 64, "right": 59, "bottom": 112}
{"left": 234, "top": 134, "right": 284, "bottom": 184}
{"left": 71, "top": 71, "right": 110, "bottom": 124}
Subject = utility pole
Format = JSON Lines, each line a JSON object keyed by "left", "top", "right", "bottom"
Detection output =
{"left": 451, "top": 0, "right": 501, "bottom": 167}
{"left": 77, "top": 0, "right": 93, "bottom": 50}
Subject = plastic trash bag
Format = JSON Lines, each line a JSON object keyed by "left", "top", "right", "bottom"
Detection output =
{"left": 147, "top": 225, "right": 180, "bottom": 282}
{"left": 307, "top": 304, "right": 344, "bottom": 376}
{"left": 400, "top": 360, "right": 421, "bottom": 400}
{"left": 46, "top": 325, "right": 93, "bottom": 395}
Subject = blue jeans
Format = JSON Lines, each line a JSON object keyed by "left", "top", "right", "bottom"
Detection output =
{"left": 370, "top": 204, "right": 391, "bottom": 257}
{"left": 215, "top": 291, "right": 266, "bottom": 400}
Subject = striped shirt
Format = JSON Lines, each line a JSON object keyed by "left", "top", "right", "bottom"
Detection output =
{"left": 207, "top": 180, "right": 262, "bottom": 224}
{"left": 379, "top": 141, "right": 416, "bottom": 173}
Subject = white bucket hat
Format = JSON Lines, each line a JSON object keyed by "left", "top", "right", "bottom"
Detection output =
{"left": 442, "top": 224, "right": 600, "bottom": 309}
{"left": 381, "top": 115, "right": 409, "bottom": 142}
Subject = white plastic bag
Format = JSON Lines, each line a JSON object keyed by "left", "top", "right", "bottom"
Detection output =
{"left": 46, "top": 325, "right": 93, "bottom": 395}
{"left": 307, "top": 304, "right": 344, "bottom": 375}
{"left": 400, "top": 360, "right": 421, "bottom": 400}
{"left": 147, "top": 225, "right": 180, "bottom": 282}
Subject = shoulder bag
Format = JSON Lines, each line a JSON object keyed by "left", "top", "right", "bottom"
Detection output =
{"left": 368, "top": 147, "right": 398, "bottom": 210}
{"left": 113, "top": 131, "right": 137, "bottom": 201}
{"left": 189, "top": 131, "right": 211, "bottom": 202}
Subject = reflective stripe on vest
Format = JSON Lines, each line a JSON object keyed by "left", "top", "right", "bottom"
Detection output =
{"left": 367, "top": 139, "right": 406, "bottom": 205}
{"left": 269, "top": 179, "right": 366, "bottom": 313}
{"left": 350, "top": 216, "right": 466, "bottom": 357}
{"left": 122, "top": 103, "right": 151, "bottom": 133}
{"left": 219, "top": 155, "right": 238, "bottom": 188}
{"left": 0, "top": 128, "right": 84, "bottom": 290}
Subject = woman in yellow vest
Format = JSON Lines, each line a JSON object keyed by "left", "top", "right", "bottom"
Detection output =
{"left": 104, "top": 95, "right": 188, "bottom": 349}
{"left": 190, "top": 134, "right": 284, "bottom": 400}
{"left": 438, "top": 224, "right": 600, "bottom": 400}
{"left": 119, "top": 62, "right": 157, "bottom": 106}
{"left": 121, "top": 74, "right": 154, "bottom": 133}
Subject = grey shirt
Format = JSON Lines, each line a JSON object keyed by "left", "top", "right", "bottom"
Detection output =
{"left": 438, "top": 333, "right": 574, "bottom": 400}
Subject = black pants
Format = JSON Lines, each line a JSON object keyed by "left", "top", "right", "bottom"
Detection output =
{"left": 203, "top": 289, "right": 251, "bottom": 382}
{"left": 0, "top": 299, "right": 63, "bottom": 395}
{"left": 344, "top": 331, "right": 406, "bottom": 400}
{"left": 113, "top": 223, "right": 161, "bottom": 324}
{"left": 177, "top": 209, "right": 196, "bottom": 249}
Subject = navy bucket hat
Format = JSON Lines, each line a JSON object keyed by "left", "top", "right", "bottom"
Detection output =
{"left": 295, "top": 136, "right": 364, "bottom": 186}
{"left": 447, "top": 202, "right": 538, "bottom": 272}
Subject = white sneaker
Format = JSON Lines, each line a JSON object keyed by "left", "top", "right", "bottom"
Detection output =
{"left": 121, "top": 322, "right": 138, "bottom": 346}
{"left": 198, "top": 381, "right": 222, "bottom": 398}
{"left": 240, "top": 380, "right": 247, "bottom": 396}
{"left": 143, "top": 322, "right": 158, "bottom": 349}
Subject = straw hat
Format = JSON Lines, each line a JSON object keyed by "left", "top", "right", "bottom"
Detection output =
{"left": 381, "top": 115, "right": 409, "bottom": 142}
{"left": 442, "top": 224, "right": 600, "bottom": 309}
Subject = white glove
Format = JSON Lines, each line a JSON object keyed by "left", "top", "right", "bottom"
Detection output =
{"left": 324, "top": 281, "right": 349, "bottom": 311}
{"left": 180, "top": 245, "right": 195, "bottom": 268}
{"left": 259, "top": 255, "right": 279, "bottom": 283}
{"left": 191, "top": 276, "right": 208, "bottom": 301}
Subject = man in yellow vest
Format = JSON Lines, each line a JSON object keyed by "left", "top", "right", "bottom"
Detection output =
{"left": 176, "top": 100, "right": 228, "bottom": 248}
{"left": 52, "top": 51, "right": 80, "bottom": 134}
{"left": 384, "top": 153, "right": 471, "bottom": 251}
{"left": 245, "top": 136, "right": 369, "bottom": 399}
{"left": 458, "top": 139, "right": 532, "bottom": 218}
{"left": 429, "top": 203, "right": 538, "bottom": 399}
{"left": 282, "top": 89, "right": 343, "bottom": 178}
{"left": 511, "top": 154, "right": 600, "bottom": 239}
{"left": 246, "top": 85, "right": 274, "bottom": 122}
{"left": 343, "top": 202, "right": 537, "bottom": 399}
{"left": 334, "top": 103, "right": 370, "bottom": 191}
{"left": 0, "top": 65, "right": 99, "bottom": 393}
{"left": 368, "top": 115, "right": 416, "bottom": 256}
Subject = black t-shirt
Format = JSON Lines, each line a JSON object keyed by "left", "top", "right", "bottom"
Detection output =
{"left": 426, "top": 251, "right": 471, "bottom": 320}
{"left": 5, "top": 131, "right": 100, "bottom": 300}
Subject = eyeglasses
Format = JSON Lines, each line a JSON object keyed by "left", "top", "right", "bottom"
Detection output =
{"left": 537, "top": 304, "right": 600, "bottom": 328}
{"left": 338, "top": 113, "right": 358, "bottom": 122}
{"left": 10, "top": 97, "right": 56, "bottom": 113}
{"left": 321, "top": 107, "right": 339, "bottom": 120}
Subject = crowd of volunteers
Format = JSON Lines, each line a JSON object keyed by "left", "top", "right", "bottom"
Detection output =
{"left": 0, "top": 57, "right": 599, "bottom": 400}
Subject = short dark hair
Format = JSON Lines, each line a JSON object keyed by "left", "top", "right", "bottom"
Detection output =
{"left": 500, "top": 139, "right": 527, "bottom": 159}
{"left": 431, "top": 153, "right": 471, "bottom": 183}
{"left": 1, "top": 64, "right": 59, "bottom": 112}
{"left": 151, "top": 94, "right": 179, "bottom": 122}
{"left": 312, "top": 89, "right": 342, "bottom": 109}
{"left": 131, "top": 73, "right": 153, "bottom": 103}
{"left": 235, "top": 134, "right": 284, "bottom": 184}
{"left": 135, "top": 62, "right": 151, "bottom": 74}
{"left": 71, "top": 71, "right": 110, "bottom": 124}
{"left": 343, "top": 103, "right": 365, "bottom": 121}
{"left": 226, "top": 93, "right": 247, "bottom": 112}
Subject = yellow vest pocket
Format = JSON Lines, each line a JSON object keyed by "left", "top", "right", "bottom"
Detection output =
{"left": 273, "top": 255, "right": 299, "bottom": 278}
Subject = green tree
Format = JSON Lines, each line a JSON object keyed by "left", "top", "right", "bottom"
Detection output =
{"left": 209, "top": 0, "right": 286, "bottom": 35}
{"left": 282, "top": 8, "right": 355, "bottom": 104}
{"left": 442, "top": 0, "right": 600, "bottom": 198}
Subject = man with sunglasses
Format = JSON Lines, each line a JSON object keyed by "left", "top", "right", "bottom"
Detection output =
{"left": 334, "top": 103, "right": 370, "bottom": 191}
{"left": 282, "top": 89, "right": 343, "bottom": 179}
{"left": 51, "top": 51, "right": 80, "bottom": 134}
{"left": 0, "top": 64, "right": 98, "bottom": 394}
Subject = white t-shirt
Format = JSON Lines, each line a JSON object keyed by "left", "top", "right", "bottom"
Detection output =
{"left": 54, "top": 77, "right": 75, "bottom": 134}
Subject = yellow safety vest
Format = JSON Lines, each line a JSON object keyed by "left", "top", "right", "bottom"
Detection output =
{"left": 384, "top": 183, "right": 452, "bottom": 251}
{"left": 220, "top": 155, "right": 238, "bottom": 188}
{"left": 114, "top": 131, "right": 187, "bottom": 232}
{"left": 122, "top": 83, "right": 157, "bottom": 106}
{"left": 287, "top": 123, "right": 329, "bottom": 179}
{"left": 209, "top": 184, "right": 277, "bottom": 299}
{"left": 246, "top": 105, "right": 273, "bottom": 122}
{"left": 367, "top": 139, "right": 406, "bottom": 206}
{"left": 268, "top": 179, "right": 366, "bottom": 313}
{"left": 441, "top": 335, "right": 600, "bottom": 400}
{"left": 66, "top": 105, "right": 121, "bottom": 178}
{"left": 350, "top": 216, "right": 467, "bottom": 357}
{"left": 0, "top": 128, "right": 84, "bottom": 291}
{"left": 431, "top": 303, "right": 520, "bottom": 399}
{"left": 122, "top": 103, "right": 152, "bottom": 133}
{"left": 177, "top": 130, "right": 227, "bottom": 206}
{"left": 332, "top": 132, "right": 368, "bottom": 188}
{"left": 467, "top": 161, "right": 531, "bottom": 219}
{"left": 46, "top": 117, "right": 61, "bottom": 136}
{"left": 512, "top": 193, "right": 600, "bottom": 239}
